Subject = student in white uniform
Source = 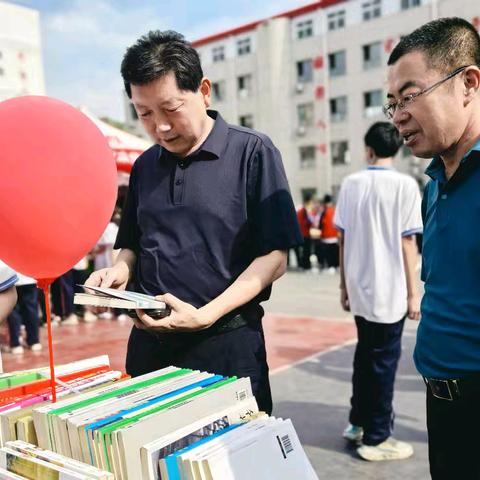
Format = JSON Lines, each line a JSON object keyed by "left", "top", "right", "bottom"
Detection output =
{"left": 335, "top": 122, "right": 422, "bottom": 461}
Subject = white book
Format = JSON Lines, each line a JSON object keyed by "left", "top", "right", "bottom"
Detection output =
{"left": 141, "top": 397, "right": 258, "bottom": 480}
{"left": 203, "top": 418, "right": 318, "bottom": 480}
{"left": 175, "top": 417, "right": 274, "bottom": 480}
{"left": 74, "top": 285, "right": 169, "bottom": 315}
{"left": 115, "top": 377, "right": 252, "bottom": 480}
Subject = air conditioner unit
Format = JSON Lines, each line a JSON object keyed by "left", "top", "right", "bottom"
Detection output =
{"left": 296, "top": 125, "right": 306, "bottom": 136}
{"left": 295, "top": 83, "right": 304, "bottom": 93}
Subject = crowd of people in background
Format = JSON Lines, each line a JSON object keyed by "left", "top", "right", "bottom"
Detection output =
{"left": 292, "top": 193, "right": 339, "bottom": 273}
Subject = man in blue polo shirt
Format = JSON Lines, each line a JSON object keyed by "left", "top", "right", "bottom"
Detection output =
{"left": 386, "top": 18, "right": 480, "bottom": 478}
{"left": 86, "top": 30, "right": 302, "bottom": 414}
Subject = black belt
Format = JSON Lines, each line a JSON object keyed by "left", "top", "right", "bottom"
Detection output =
{"left": 424, "top": 374, "right": 480, "bottom": 401}
{"left": 208, "top": 304, "right": 263, "bottom": 333}
{"left": 153, "top": 304, "right": 263, "bottom": 340}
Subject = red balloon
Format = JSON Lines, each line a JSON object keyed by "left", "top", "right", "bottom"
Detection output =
{"left": 0, "top": 96, "right": 117, "bottom": 280}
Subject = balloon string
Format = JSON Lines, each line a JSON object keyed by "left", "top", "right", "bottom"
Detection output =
{"left": 40, "top": 284, "right": 57, "bottom": 403}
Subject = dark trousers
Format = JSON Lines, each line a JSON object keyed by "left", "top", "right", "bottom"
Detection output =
{"left": 7, "top": 284, "right": 40, "bottom": 347}
{"left": 50, "top": 270, "right": 74, "bottom": 317}
{"left": 427, "top": 381, "right": 480, "bottom": 479}
{"left": 126, "top": 323, "right": 273, "bottom": 414}
{"left": 300, "top": 237, "right": 311, "bottom": 269}
{"left": 322, "top": 242, "right": 339, "bottom": 268}
{"left": 349, "top": 316, "right": 405, "bottom": 445}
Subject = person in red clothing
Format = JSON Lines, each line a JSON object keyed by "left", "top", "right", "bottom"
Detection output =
{"left": 319, "top": 194, "right": 339, "bottom": 273}
{"left": 296, "top": 193, "right": 314, "bottom": 270}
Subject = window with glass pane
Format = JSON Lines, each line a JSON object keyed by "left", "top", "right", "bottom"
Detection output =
{"left": 401, "top": 0, "right": 421, "bottom": 9}
{"left": 237, "top": 38, "right": 251, "bottom": 56}
{"left": 327, "top": 10, "right": 346, "bottom": 31}
{"left": 212, "top": 81, "right": 226, "bottom": 102}
{"left": 239, "top": 115, "right": 254, "bottom": 128}
{"left": 300, "top": 146, "right": 316, "bottom": 169}
{"left": 237, "top": 74, "right": 252, "bottom": 96}
{"left": 331, "top": 141, "right": 349, "bottom": 165}
{"left": 363, "top": 41, "right": 382, "bottom": 70}
{"left": 362, "top": 0, "right": 382, "bottom": 21}
{"left": 330, "top": 96, "right": 348, "bottom": 122}
{"left": 328, "top": 50, "right": 346, "bottom": 77}
{"left": 296, "top": 59, "right": 313, "bottom": 83}
{"left": 364, "top": 89, "right": 383, "bottom": 117}
{"left": 297, "top": 19, "right": 314, "bottom": 39}
{"left": 297, "top": 103, "right": 314, "bottom": 127}
{"left": 212, "top": 46, "right": 225, "bottom": 63}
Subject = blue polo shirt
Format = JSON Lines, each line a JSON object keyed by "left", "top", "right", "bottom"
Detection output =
{"left": 115, "top": 110, "right": 302, "bottom": 311}
{"left": 414, "top": 140, "right": 480, "bottom": 379}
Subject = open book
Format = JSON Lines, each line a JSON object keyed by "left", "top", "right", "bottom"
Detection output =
{"left": 74, "top": 286, "right": 171, "bottom": 319}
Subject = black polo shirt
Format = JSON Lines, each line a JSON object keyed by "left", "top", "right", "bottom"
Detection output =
{"left": 115, "top": 110, "right": 302, "bottom": 310}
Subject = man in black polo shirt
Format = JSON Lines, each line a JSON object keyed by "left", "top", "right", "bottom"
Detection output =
{"left": 86, "top": 30, "right": 302, "bottom": 414}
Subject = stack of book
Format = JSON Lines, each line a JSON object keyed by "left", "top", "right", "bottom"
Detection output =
{"left": 0, "top": 358, "right": 317, "bottom": 479}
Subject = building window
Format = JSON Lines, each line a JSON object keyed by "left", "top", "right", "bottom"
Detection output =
{"left": 237, "top": 38, "right": 251, "bottom": 56}
{"left": 212, "top": 45, "right": 225, "bottom": 63}
{"left": 331, "top": 141, "right": 349, "bottom": 165}
{"left": 239, "top": 115, "right": 254, "bottom": 128}
{"left": 300, "top": 146, "right": 316, "bottom": 169}
{"left": 364, "top": 89, "right": 383, "bottom": 117}
{"left": 237, "top": 74, "right": 252, "bottom": 98}
{"left": 212, "top": 81, "right": 226, "bottom": 102}
{"left": 330, "top": 96, "right": 348, "bottom": 122}
{"left": 0, "top": 67, "right": 4, "bottom": 77}
{"left": 327, "top": 10, "right": 346, "bottom": 31}
{"left": 363, "top": 41, "right": 382, "bottom": 70}
{"left": 328, "top": 50, "right": 346, "bottom": 77}
{"left": 297, "top": 103, "right": 314, "bottom": 127}
{"left": 296, "top": 59, "right": 313, "bottom": 84}
{"left": 362, "top": 0, "right": 382, "bottom": 21}
{"left": 401, "top": 0, "right": 421, "bottom": 9}
{"left": 296, "top": 19, "right": 313, "bottom": 39}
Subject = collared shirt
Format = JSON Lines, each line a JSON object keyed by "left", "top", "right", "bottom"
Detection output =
{"left": 0, "top": 261, "right": 17, "bottom": 291}
{"left": 414, "top": 140, "right": 480, "bottom": 379}
{"left": 115, "top": 110, "right": 302, "bottom": 310}
{"left": 334, "top": 166, "right": 422, "bottom": 324}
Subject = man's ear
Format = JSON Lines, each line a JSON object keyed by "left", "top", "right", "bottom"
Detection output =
{"left": 199, "top": 77, "right": 212, "bottom": 108}
{"left": 463, "top": 66, "right": 480, "bottom": 106}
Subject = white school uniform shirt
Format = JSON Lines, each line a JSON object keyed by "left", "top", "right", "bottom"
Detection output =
{"left": 334, "top": 166, "right": 422, "bottom": 324}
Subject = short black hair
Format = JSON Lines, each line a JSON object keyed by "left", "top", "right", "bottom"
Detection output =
{"left": 388, "top": 17, "right": 480, "bottom": 73}
{"left": 323, "top": 194, "right": 332, "bottom": 204}
{"left": 121, "top": 30, "right": 203, "bottom": 98}
{"left": 364, "top": 122, "right": 403, "bottom": 158}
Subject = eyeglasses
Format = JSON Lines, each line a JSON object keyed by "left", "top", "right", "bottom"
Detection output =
{"left": 383, "top": 65, "right": 470, "bottom": 119}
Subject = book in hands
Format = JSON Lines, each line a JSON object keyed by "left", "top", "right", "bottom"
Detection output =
{"left": 74, "top": 286, "right": 171, "bottom": 319}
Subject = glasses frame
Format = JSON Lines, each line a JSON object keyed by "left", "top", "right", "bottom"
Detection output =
{"left": 383, "top": 65, "right": 471, "bottom": 119}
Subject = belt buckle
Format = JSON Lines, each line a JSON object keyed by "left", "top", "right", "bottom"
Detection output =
{"left": 426, "top": 378, "right": 458, "bottom": 401}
